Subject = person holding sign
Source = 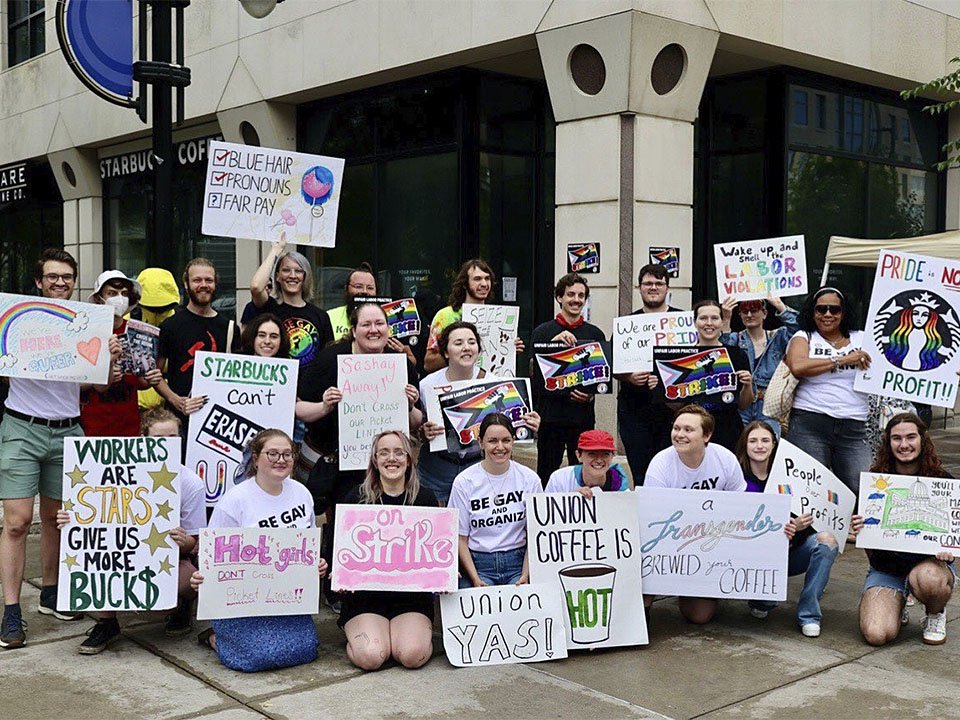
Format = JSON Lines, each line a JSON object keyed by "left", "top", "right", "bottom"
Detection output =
{"left": 338, "top": 431, "right": 437, "bottom": 671}
{"left": 448, "top": 414, "right": 543, "bottom": 588}
{"left": 720, "top": 295, "right": 799, "bottom": 435}
{"left": 784, "top": 288, "right": 871, "bottom": 498}
{"left": 860, "top": 413, "right": 955, "bottom": 647}
{"left": 544, "top": 430, "right": 629, "bottom": 494}
{"left": 531, "top": 273, "right": 606, "bottom": 483}
{"left": 191, "top": 429, "right": 327, "bottom": 672}
{"left": 327, "top": 262, "right": 377, "bottom": 341}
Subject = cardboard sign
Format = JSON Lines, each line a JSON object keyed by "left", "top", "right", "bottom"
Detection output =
{"left": 567, "top": 243, "right": 600, "bottom": 273}
{"left": 855, "top": 250, "right": 960, "bottom": 408}
{"left": 440, "top": 584, "right": 569, "bottom": 667}
{"left": 196, "top": 527, "right": 320, "bottom": 620}
{"left": 439, "top": 378, "right": 534, "bottom": 453}
{"left": 612, "top": 311, "right": 696, "bottom": 373}
{"left": 653, "top": 346, "right": 739, "bottom": 402}
{"left": 462, "top": 303, "right": 519, "bottom": 376}
{"left": 528, "top": 492, "right": 648, "bottom": 649}
{"left": 338, "top": 354, "right": 408, "bottom": 471}
{"left": 186, "top": 352, "right": 298, "bottom": 507}
{"left": 331, "top": 504, "right": 458, "bottom": 592}
{"left": 649, "top": 246, "right": 680, "bottom": 278}
{"left": 636, "top": 487, "right": 790, "bottom": 601}
{"left": 856, "top": 472, "right": 960, "bottom": 554}
{"left": 0, "top": 292, "right": 114, "bottom": 384}
{"left": 57, "top": 437, "right": 182, "bottom": 612}
{"left": 713, "top": 235, "right": 807, "bottom": 301}
{"left": 201, "top": 140, "right": 345, "bottom": 247}
{"left": 119, "top": 319, "right": 160, "bottom": 376}
{"left": 423, "top": 377, "right": 477, "bottom": 453}
{"left": 764, "top": 439, "right": 856, "bottom": 550}
{"left": 533, "top": 341, "right": 612, "bottom": 394}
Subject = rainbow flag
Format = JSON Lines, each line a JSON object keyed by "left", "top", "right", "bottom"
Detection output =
{"left": 536, "top": 342, "right": 609, "bottom": 389}
{"left": 656, "top": 347, "right": 735, "bottom": 386}
{"left": 826, "top": 489, "right": 839, "bottom": 505}
{"left": 381, "top": 298, "right": 421, "bottom": 339}
{"left": 778, "top": 484, "right": 792, "bottom": 495}
{"left": 442, "top": 381, "right": 529, "bottom": 445}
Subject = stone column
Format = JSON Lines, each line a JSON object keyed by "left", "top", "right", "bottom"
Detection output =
{"left": 47, "top": 148, "right": 103, "bottom": 299}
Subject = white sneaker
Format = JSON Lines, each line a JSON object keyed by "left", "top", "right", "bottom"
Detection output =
{"left": 901, "top": 605, "right": 910, "bottom": 626}
{"left": 750, "top": 608, "right": 769, "bottom": 619}
{"left": 922, "top": 611, "right": 947, "bottom": 645}
{"left": 801, "top": 623, "right": 821, "bottom": 638}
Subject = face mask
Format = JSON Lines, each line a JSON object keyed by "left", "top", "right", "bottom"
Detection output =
{"left": 104, "top": 295, "right": 130, "bottom": 317}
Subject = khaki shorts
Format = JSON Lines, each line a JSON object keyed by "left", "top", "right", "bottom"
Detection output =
{"left": 0, "top": 414, "right": 84, "bottom": 501}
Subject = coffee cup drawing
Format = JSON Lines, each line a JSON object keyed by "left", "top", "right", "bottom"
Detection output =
{"left": 558, "top": 564, "right": 616, "bottom": 644}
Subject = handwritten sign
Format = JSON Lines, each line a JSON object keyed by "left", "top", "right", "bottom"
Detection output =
{"left": 855, "top": 250, "right": 960, "bottom": 408}
{"left": 636, "top": 487, "right": 790, "bottom": 601}
{"left": 331, "top": 504, "right": 458, "bottom": 592}
{"left": 338, "top": 354, "right": 408, "bottom": 471}
{"left": 57, "top": 437, "right": 182, "bottom": 612}
{"left": 186, "top": 352, "right": 298, "bottom": 507}
{"left": 612, "top": 311, "right": 696, "bottom": 373}
{"left": 856, "top": 472, "right": 960, "bottom": 554}
{"left": 713, "top": 235, "right": 807, "bottom": 301}
{"left": 462, "top": 303, "right": 519, "bottom": 375}
{"left": 567, "top": 243, "right": 600, "bottom": 273}
{"left": 653, "top": 346, "right": 739, "bottom": 402}
{"left": 764, "top": 439, "right": 856, "bottom": 550}
{"left": 440, "top": 584, "right": 568, "bottom": 667}
{"left": 533, "top": 341, "right": 612, "bottom": 394}
{"left": 196, "top": 527, "right": 320, "bottom": 620}
{"left": 201, "top": 140, "right": 345, "bottom": 247}
{"left": 649, "top": 246, "right": 680, "bottom": 278}
{"left": 119, "top": 319, "right": 159, "bottom": 376}
{"left": 439, "top": 378, "right": 534, "bottom": 454}
{"left": 527, "top": 492, "right": 648, "bottom": 649}
{"left": 0, "top": 292, "right": 114, "bottom": 384}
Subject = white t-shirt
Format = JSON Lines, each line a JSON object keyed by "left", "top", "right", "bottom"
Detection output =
{"left": 448, "top": 460, "right": 543, "bottom": 553}
{"left": 209, "top": 477, "right": 315, "bottom": 530}
{"left": 791, "top": 330, "right": 869, "bottom": 421}
{"left": 6, "top": 377, "right": 80, "bottom": 420}
{"left": 545, "top": 466, "right": 630, "bottom": 494}
{"left": 644, "top": 444, "right": 747, "bottom": 491}
{"left": 179, "top": 468, "right": 207, "bottom": 536}
{"left": 419, "top": 365, "right": 483, "bottom": 414}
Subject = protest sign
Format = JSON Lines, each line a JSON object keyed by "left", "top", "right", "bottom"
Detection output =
{"left": 461, "top": 303, "right": 519, "bottom": 375}
{"left": 649, "top": 246, "right": 680, "bottom": 278}
{"left": 854, "top": 250, "right": 960, "bottom": 408}
{"left": 440, "top": 584, "right": 568, "bottom": 667}
{"left": 533, "top": 341, "right": 612, "bottom": 395}
{"left": 119, "top": 319, "right": 159, "bottom": 376}
{"left": 331, "top": 504, "right": 458, "bottom": 592}
{"left": 57, "top": 436, "right": 181, "bottom": 612}
{"left": 528, "top": 492, "right": 647, "bottom": 649}
{"left": 653, "top": 346, "right": 739, "bottom": 402}
{"left": 856, "top": 472, "right": 960, "bottom": 555}
{"left": 186, "top": 352, "right": 298, "bottom": 507}
{"left": 196, "top": 527, "right": 320, "bottom": 620}
{"left": 201, "top": 140, "right": 345, "bottom": 247}
{"left": 423, "top": 377, "right": 476, "bottom": 453}
{"left": 567, "top": 243, "right": 600, "bottom": 273}
{"left": 612, "top": 311, "right": 696, "bottom": 373}
{"left": 439, "top": 378, "right": 534, "bottom": 454}
{"left": 713, "top": 235, "right": 807, "bottom": 301}
{"left": 0, "top": 292, "right": 114, "bottom": 384}
{"left": 338, "top": 353, "right": 408, "bottom": 471}
{"left": 636, "top": 487, "right": 790, "bottom": 601}
{"left": 764, "top": 439, "right": 856, "bottom": 550}
{"left": 382, "top": 298, "right": 421, "bottom": 345}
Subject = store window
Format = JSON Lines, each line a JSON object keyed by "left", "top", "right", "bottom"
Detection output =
{"left": 7, "top": 0, "right": 44, "bottom": 68}
{"left": 0, "top": 161, "right": 62, "bottom": 293}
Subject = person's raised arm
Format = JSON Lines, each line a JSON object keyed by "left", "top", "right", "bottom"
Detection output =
{"left": 250, "top": 234, "right": 286, "bottom": 308}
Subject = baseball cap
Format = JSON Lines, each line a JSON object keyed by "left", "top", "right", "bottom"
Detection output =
{"left": 577, "top": 429, "right": 615, "bottom": 452}
{"left": 88, "top": 270, "right": 142, "bottom": 304}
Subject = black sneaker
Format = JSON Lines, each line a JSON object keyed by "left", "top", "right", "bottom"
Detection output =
{"left": 38, "top": 593, "right": 83, "bottom": 621}
{"left": 78, "top": 619, "right": 121, "bottom": 655}
{"left": 164, "top": 601, "right": 193, "bottom": 637}
{"left": 0, "top": 613, "right": 27, "bottom": 649}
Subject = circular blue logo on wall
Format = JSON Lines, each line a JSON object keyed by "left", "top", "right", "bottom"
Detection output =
{"left": 56, "top": 0, "right": 135, "bottom": 106}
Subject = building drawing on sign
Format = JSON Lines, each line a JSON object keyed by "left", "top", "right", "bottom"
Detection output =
{"left": 884, "top": 480, "right": 949, "bottom": 532}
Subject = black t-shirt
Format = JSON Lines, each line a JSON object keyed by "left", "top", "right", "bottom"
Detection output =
{"left": 531, "top": 318, "right": 607, "bottom": 425}
{"left": 671, "top": 344, "right": 748, "bottom": 452}
{"left": 617, "top": 305, "right": 682, "bottom": 411}
{"left": 343, "top": 485, "right": 437, "bottom": 508}
{"left": 252, "top": 297, "right": 334, "bottom": 370}
{"left": 158, "top": 308, "right": 240, "bottom": 398}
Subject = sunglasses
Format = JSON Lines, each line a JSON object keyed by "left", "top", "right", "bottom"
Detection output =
{"left": 815, "top": 304, "right": 843, "bottom": 315}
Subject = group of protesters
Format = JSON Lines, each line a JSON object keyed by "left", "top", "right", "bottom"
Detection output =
{"left": 0, "top": 242, "right": 953, "bottom": 674}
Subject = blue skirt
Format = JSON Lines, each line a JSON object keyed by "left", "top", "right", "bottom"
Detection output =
{"left": 210, "top": 614, "right": 318, "bottom": 672}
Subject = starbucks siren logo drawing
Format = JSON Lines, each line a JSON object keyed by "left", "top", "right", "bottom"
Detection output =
{"left": 873, "top": 290, "right": 960, "bottom": 371}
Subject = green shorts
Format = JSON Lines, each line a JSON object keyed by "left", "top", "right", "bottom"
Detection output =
{"left": 0, "top": 414, "right": 85, "bottom": 501}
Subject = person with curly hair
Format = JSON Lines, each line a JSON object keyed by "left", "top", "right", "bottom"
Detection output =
{"left": 423, "top": 259, "right": 495, "bottom": 373}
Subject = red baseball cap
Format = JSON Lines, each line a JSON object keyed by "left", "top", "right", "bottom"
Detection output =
{"left": 578, "top": 429, "right": 615, "bottom": 452}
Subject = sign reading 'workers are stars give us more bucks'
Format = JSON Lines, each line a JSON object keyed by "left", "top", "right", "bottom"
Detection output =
{"left": 57, "top": 437, "right": 182, "bottom": 612}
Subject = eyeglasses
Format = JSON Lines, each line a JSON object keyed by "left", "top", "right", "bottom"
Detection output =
{"left": 815, "top": 304, "right": 843, "bottom": 315}
{"left": 376, "top": 449, "right": 407, "bottom": 459}
{"left": 640, "top": 281, "right": 667, "bottom": 289}
{"left": 263, "top": 450, "right": 294, "bottom": 462}
{"left": 349, "top": 283, "right": 376, "bottom": 292}
{"left": 43, "top": 273, "right": 75, "bottom": 284}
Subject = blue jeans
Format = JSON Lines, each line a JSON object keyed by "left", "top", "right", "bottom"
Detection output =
{"left": 740, "top": 397, "right": 781, "bottom": 437}
{"left": 459, "top": 547, "right": 525, "bottom": 588}
{"left": 749, "top": 532, "right": 839, "bottom": 625}
{"left": 418, "top": 452, "right": 479, "bottom": 505}
{"left": 786, "top": 409, "right": 872, "bottom": 498}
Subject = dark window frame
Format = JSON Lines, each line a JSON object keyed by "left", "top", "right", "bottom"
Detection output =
{"left": 7, "top": 0, "right": 45, "bottom": 68}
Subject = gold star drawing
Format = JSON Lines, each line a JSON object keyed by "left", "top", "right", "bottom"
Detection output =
{"left": 143, "top": 524, "right": 171, "bottom": 555}
{"left": 66, "top": 466, "right": 88, "bottom": 488}
{"left": 157, "top": 557, "right": 175, "bottom": 576}
{"left": 148, "top": 463, "right": 177, "bottom": 494}
{"left": 64, "top": 554, "right": 79, "bottom": 570}
{"left": 154, "top": 499, "right": 173, "bottom": 521}
{"left": 62, "top": 499, "right": 74, "bottom": 512}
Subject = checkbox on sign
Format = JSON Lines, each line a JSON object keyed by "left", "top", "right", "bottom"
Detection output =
{"left": 207, "top": 193, "right": 223, "bottom": 209}
{"left": 212, "top": 150, "right": 230, "bottom": 167}
{"left": 210, "top": 171, "right": 227, "bottom": 187}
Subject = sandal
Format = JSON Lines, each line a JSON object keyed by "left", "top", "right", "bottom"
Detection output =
{"left": 196, "top": 627, "right": 215, "bottom": 650}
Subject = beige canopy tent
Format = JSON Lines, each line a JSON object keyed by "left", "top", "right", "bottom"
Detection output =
{"left": 821, "top": 230, "right": 960, "bottom": 285}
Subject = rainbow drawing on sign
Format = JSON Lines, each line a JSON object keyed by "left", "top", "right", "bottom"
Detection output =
{"left": 567, "top": 244, "right": 599, "bottom": 272}
{"left": 382, "top": 298, "right": 421, "bottom": 340}
{"left": 536, "top": 342, "right": 610, "bottom": 391}
{"left": 826, "top": 489, "right": 840, "bottom": 505}
{"left": 655, "top": 348, "right": 737, "bottom": 400}
{"left": 0, "top": 301, "right": 82, "bottom": 354}
{"left": 778, "top": 485, "right": 792, "bottom": 495}
{"left": 442, "top": 382, "right": 529, "bottom": 445}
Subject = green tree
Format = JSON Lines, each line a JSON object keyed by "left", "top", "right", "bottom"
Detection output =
{"left": 901, "top": 57, "right": 960, "bottom": 170}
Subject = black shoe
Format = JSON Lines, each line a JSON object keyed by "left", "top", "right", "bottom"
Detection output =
{"left": 38, "top": 592, "right": 83, "bottom": 621}
{"left": 164, "top": 601, "right": 193, "bottom": 637}
{"left": 0, "top": 612, "right": 27, "bottom": 649}
{"left": 78, "top": 619, "right": 121, "bottom": 655}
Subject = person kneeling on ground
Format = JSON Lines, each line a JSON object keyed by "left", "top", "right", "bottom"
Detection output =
{"left": 544, "top": 429, "right": 630, "bottom": 496}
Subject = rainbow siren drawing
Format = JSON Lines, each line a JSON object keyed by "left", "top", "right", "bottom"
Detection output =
{"left": 536, "top": 342, "right": 611, "bottom": 392}
{"left": 439, "top": 380, "right": 533, "bottom": 448}
{"left": 0, "top": 293, "right": 114, "bottom": 384}
{"left": 653, "top": 347, "right": 738, "bottom": 400}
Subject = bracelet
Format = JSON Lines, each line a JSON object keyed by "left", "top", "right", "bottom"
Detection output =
{"left": 831, "top": 356, "right": 840, "bottom": 370}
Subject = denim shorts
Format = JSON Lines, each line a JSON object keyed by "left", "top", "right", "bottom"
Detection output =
{"left": 459, "top": 547, "right": 525, "bottom": 588}
{"left": 864, "top": 562, "right": 956, "bottom": 595}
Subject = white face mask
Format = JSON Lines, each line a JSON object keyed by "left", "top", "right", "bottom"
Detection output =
{"left": 104, "top": 295, "right": 130, "bottom": 317}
